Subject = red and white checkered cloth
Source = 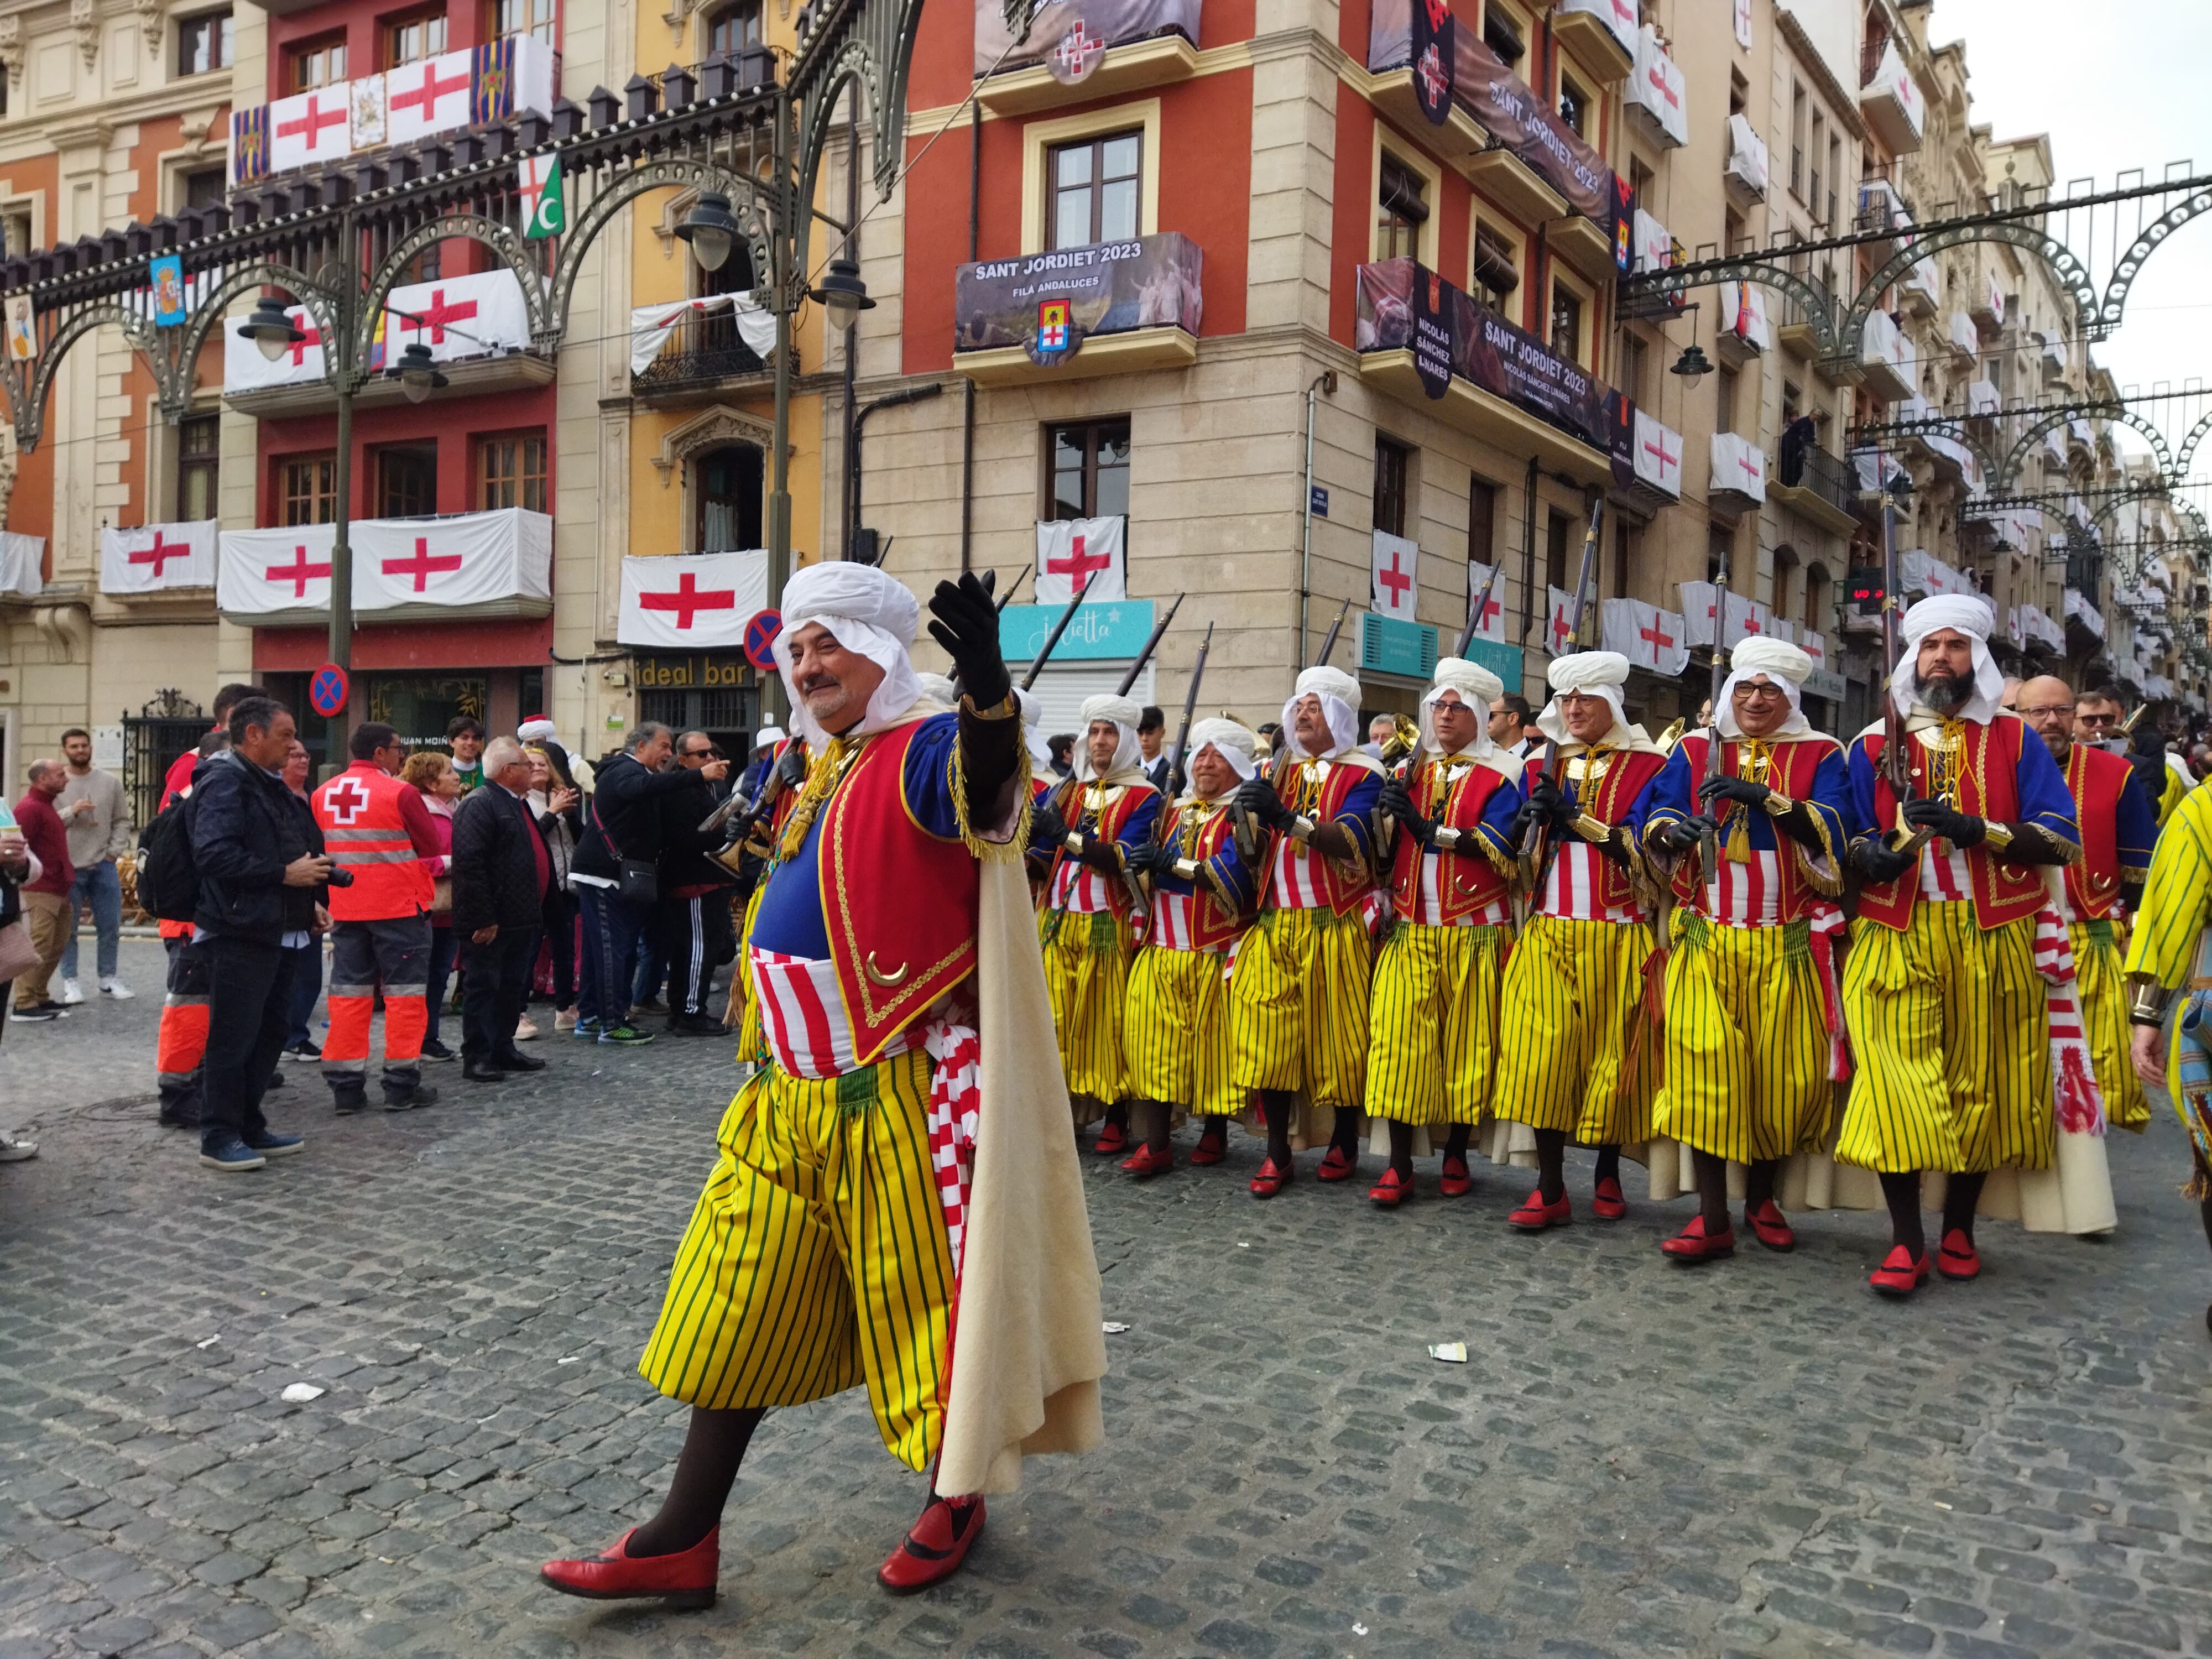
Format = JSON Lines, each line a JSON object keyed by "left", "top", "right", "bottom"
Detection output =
{"left": 1808, "top": 905, "right": 1850, "bottom": 1082}
{"left": 922, "top": 1011, "right": 983, "bottom": 1275}
{"left": 2033, "top": 907, "right": 2105, "bottom": 1136}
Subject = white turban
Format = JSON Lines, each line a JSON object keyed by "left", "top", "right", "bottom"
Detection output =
{"left": 1422, "top": 657, "right": 1504, "bottom": 758}
{"left": 1280, "top": 665, "right": 1362, "bottom": 760}
{"left": 915, "top": 672, "right": 957, "bottom": 706}
{"left": 1891, "top": 594, "right": 2004, "bottom": 724}
{"left": 1076, "top": 692, "right": 1145, "bottom": 785}
{"left": 1184, "top": 716, "right": 1256, "bottom": 792}
{"left": 1717, "top": 637, "right": 1813, "bottom": 739}
{"left": 771, "top": 561, "right": 925, "bottom": 747}
{"left": 1536, "top": 650, "right": 1631, "bottom": 747}
{"left": 516, "top": 716, "right": 556, "bottom": 743}
{"left": 1014, "top": 687, "right": 1052, "bottom": 768}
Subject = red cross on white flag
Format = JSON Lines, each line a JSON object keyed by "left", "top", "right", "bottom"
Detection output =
{"left": 1371, "top": 530, "right": 1419, "bottom": 622}
{"left": 1035, "top": 515, "right": 1126, "bottom": 605}
{"left": 98, "top": 519, "right": 215, "bottom": 595}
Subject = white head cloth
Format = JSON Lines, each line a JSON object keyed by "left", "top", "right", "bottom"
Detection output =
{"left": 771, "top": 562, "right": 925, "bottom": 747}
{"left": 516, "top": 717, "right": 556, "bottom": 743}
{"left": 1183, "top": 716, "right": 1257, "bottom": 795}
{"left": 1536, "top": 651, "right": 1633, "bottom": 747}
{"left": 1422, "top": 657, "right": 1504, "bottom": 758}
{"left": 914, "top": 672, "right": 957, "bottom": 706}
{"left": 1890, "top": 595, "right": 2004, "bottom": 723}
{"left": 1717, "top": 636, "right": 1813, "bottom": 739}
{"left": 1279, "top": 666, "right": 1362, "bottom": 760}
{"left": 1014, "top": 687, "right": 1053, "bottom": 768}
{"left": 1076, "top": 692, "right": 1145, "bottom": 785}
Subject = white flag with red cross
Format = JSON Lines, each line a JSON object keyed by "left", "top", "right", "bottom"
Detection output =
{"left": 100, "top": 519, "right": 217, "bottom": 594}
{"left": 1370, "top": 530, "right": 1420, "bottom": 622}
{"left": 617, "top": 550, "right": 770, "bottom": 650}
{"left": 1464, "top": 560, "right": 1510, "bottom": 646}
{"left": 1035, "top": 515, "right": 1126, "bottom": 606}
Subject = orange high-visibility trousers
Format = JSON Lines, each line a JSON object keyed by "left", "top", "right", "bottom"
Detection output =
{"left": 322, "top": 916, "right": 431, "bottom": 1093}
{"left": 156, "top": 935, "right": 211, "bottom": 1114}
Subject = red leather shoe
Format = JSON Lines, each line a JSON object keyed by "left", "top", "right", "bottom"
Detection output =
{"left": 1367, "top": 1167, "right": 1412, "bottom": 1208}
{"left": 1660, "top": 1215, "right": 1736, "bottom": 1264}
{"left": 1249, "top": 1156, "right": 1293, "bottom": 1198}
{"left": 1935, "top": 1228, "right": 1981, "bottom": 1281}
{"left": 878, "top": 1496, "right": 984, "bottom": 1594}
{"left": 1093, "top": 1121, "right": 1128, "bottom": 1155}
{"left": 1591, "top": 1174, "right": 1628, "bottom": 1220}
{"left": 1438, "top": 1155, "right": 1473, "bottom": 1198}
{"left": 1190, "top": 1129, "right": 1227, "bottom": 1166}
{"left": 539, "top": 1527, "right": 718, "bottom": 1609}
{"left": 1744, "top": 1199, "right": 1796, "bottom": 1253}
{"left": 1120, "top": 1143, "right": 1174, "bottom": 1178}
{"left": 1315, "top": 1145, "right": 1358, "bottom": 1183}
{"left": 1869, "top": 1245, "right": 1930, "bottom": 1297}
{"left": 1507, "top": 1188, "right": 1572, "bottom": 1230}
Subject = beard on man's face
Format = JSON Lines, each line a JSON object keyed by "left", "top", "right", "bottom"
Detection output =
{"left": 1914, "top": 667, "right": 1971, "bottom": 713}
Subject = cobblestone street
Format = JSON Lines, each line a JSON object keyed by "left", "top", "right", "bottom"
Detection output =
{"left": 2, "top": 937, "right": 2209, "bottom": 1658}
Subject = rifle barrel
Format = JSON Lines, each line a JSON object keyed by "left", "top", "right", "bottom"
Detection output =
{"left": 1117, "top": 592, "right": 1185, "bottom": 697}
{"left": 1165, "top": 621, "right": 1214, "bottom": 800}
{"left": 1019, "top": 569, "right": 1099, "bottom": 691}
{"left": 1313, "top": 597, "right": 1354, "bottom": 667}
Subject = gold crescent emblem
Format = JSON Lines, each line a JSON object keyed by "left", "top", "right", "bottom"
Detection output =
{"left": 865, "top": 952, "right": 911, "bottom": 987}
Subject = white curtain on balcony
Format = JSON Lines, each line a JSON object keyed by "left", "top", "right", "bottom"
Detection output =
{"left": 629, "top": 293, "right": 778, "bottom": 374}
{"left": 0, "top": 530, "right": 43, "bottom": 597}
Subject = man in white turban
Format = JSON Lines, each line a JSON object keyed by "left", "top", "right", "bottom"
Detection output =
{"left": 1031, "top": 690, "right": 1163, "bottom": 1151}
{"left": 1115, "top": 718, "right": 1264, "bottom": 1175}
{"left": 1640, "top": 636, "right": 1851, "bottom": 1264}
{"left": 1491, "top": 651, "right": 1672, "bottom": 1229}
{"left": 1838, "top": 595, "right": 2079, "bottom": 1297}
{"left": 1363, "top": 659, "right": 1525, "bottom": 1206}
{"left": 1228, "top": 664, "right": 1388, "bottom": 1194}
{"left": 544, "top": 565, "right": 1104, "bottom": 1605}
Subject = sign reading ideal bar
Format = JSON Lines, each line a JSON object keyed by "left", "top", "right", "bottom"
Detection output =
{"left": 954, "top": 233, "right": 1203, "bottom": 366}
{"left": 633, "top": 654, "right": 752, "bottom": 690}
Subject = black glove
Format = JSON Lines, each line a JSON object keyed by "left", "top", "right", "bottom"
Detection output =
{"left": 1380, "top": 780, "right": 1436, "bottom": 845}
{"left": 1510, "top": 803, "right": 1544, "bottom": 846}
{"left": 927, "top": 570, "right": 1010, "bottom": 709}
{"left": 1654, "top": 815, "right": 1709, "bottom": 854}
{"left": 1698, "top": 774, "right": 1771, "bottom": 809}
{"left": 1852, "top": 837, "right": 1917, "bottom": 883}
{"left": 1900, "top": 796, "right": 1986, "bottom": 848}
{"left": 1128, "top": 839, "right": 1181, "bottom": 879}
{"left": 1028, "top": 799, "right": 1067, "bottom": 851}
{"left": 1235, "top": 777, "right": 1294, "bottom": 831}
{"left": 772, "top": 742, "right": 808, "bottom": 794}
{"left": 1528, "top": 774, "right": 1579, "bottom": 831}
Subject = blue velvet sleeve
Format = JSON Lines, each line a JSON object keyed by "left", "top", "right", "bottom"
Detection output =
{"left": 2116, "top": 771, "right": 2159, "bottom": 876}
{"left": 2013, "top": 731, "right": 2080, "bottom": 851}
{"left": 1803, "top": 747, "right": 1851, "bottom": 863}
{"left": 1117, "top": 790, "right": 1161, "bottom": 852}
{"left": 1845, "top": 736, "right": 1884, "bottom": 844}
{"left": 1643, "top": 743, "right": 1698, "bottom": 837}
{"left": 1334, "top": 772, "right": 1384, "bottom": 864}
{"left": 1472, "top": 769, "right": 1526, "bottom": 864}
{"left": 901, "top": 713, "right": 966, "bottom": 841}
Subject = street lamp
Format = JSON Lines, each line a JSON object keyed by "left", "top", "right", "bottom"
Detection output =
{"left": 1669, "top": 341, "right": 1713, "bottom": 391}
{"left": 676, "top": 191, "right": 739, "bottom": 273}
{"left": 238, "top": 295, "right": 305, "bottom": 362}
{"left": 384, "top": 341, "right": 448, "bottom": 403}
{"left": 810, "top": 257, "right": 874, "bottom": 335}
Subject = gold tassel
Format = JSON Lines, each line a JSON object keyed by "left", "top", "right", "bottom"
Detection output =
{"left": 776, "top": 736, "right": 846, "bottom": 863}
{"left": 1724, "top": 805, "right": 1752, "bottom": 863}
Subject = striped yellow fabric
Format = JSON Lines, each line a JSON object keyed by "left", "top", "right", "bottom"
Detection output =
{"left": 1365, "top": 921, "right": 1510, "bottom": 1127}
{"left": 2123, "top": 781, "right": 2212, "bottom": 988}
{"left": 1124, "top": 944, "right": 1241, "bottom": 1117}
{"left": 1491, "top": 914, "right": 1658, "bottom": 1145}
{"left": 638, "top": 1048, "right": 953, "bottom": 1473}
{"left": 1040, "top": 909, "right": 1132, "bottom": 1110}
{"left": 1228, "top": 906, "right": 1373, "bottom": 1113}
{"left": 1654, "top": 913, "right": 1833, "bottom": 1162}
{"left": 728, "top": 880, "right": 769, "bottom": 1057}
{"left": 2070, "top": 920, "right": 2145, "bottom": 1132}
{"left": 1836, "top": 904, "right": 2050, "bottom": 1174}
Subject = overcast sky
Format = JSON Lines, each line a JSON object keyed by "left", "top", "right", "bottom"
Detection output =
{"left": 1928, "top": 0, "right": 2212, "bottom": 466}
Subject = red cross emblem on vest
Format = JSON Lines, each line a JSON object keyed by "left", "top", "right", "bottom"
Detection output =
{"left": 323, "top": 774, "right": 373, "bottom": 826}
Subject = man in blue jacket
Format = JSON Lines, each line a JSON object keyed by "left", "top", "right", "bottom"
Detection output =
{"left": 187, "top": 695, "right": 332, "bottom": 1172}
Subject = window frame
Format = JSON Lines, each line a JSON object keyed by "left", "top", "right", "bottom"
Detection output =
{"left": 175, "top": 410, "right": 221, "bottom": 522}
{"left": 702, "top": 0, "right": 763, "bottom": 56}
{"left": 176, "top": 9, "right": 233, "bottom": 79}
{"left": 1369, "top": 138, "right": 1441, "bottom": 267}
{"left": 1471, "top": 219, "right": 1520, "bottom": 315}
{"left": 476, "top": 430, "right": 549, "bottom": 514}
{"left": 382, "top": 5, "right": 450, "bottom": 70}
{"left": 280, "top": 452, "right": 339, "bottom": 526}
{"left": 487, "top": 0, "right": 559, "bottom": 45}
{"left": 286, "top": 32, "right": 348, "bottom": 92}
{"left": 1020, "top": 101, "right": 1162, "bottom": 254}
{"left": 1548, "top": 268, "right": 1593, "bottom": 367}
{"left": 1557, "top": 67, "right": 1593, "bottom": 139}
{"left": 1373, "top": 435, "right": 1414, "bottom": 541}
{"left": 1044, "top": 417, "right": 1133, "bottom": 523}
{"left": 374, "top": 442, "right": 440, "bottom": 519}
{"left": 1046, "top": 128, "right": 1145, "bottom": 253}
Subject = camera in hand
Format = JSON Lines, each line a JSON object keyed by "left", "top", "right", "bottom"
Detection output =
{"left": 326, "top": 865, "right": 354, "bottom": 888}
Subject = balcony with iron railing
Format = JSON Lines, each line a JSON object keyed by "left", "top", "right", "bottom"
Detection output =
{"left": 1770, "top": 437, "right": 1859, "bottom": 536}
{"left": 632, "top": 303, "right": 784, "bottom": 398}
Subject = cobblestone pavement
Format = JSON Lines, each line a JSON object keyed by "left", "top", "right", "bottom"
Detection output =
{"left": 3, "top": 937, "right": 2210, "bottom": 1659}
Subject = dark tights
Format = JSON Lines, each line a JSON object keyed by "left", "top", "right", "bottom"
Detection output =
{"left": 629, "top": 1406, "right": 766, "bottom": 1556}
{"left": 1386, "top": 1120, "right": 1473, "bottom": 1179}
{"left": 1256, "top": 1092, "right": 1361, "bottom": 1166}
{"left": 1691, "top": 1151, "right": 1780, "bottom": 1233}
{"left": 1102, "top": 1099, "right": 1129, "bottom": 1136}
{"left": 1531, "top": 1130, "right": 1621, "bottom": 1202}
{"left": 1877, "top": 1170, "right": 1986, "bottom": 1260}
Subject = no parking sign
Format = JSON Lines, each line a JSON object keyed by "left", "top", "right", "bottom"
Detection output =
{"left": 743, "top": 609, "right": 782, "bottom": 671}
{"left": 309, "top": 662, "right": 350, "bottom": 718}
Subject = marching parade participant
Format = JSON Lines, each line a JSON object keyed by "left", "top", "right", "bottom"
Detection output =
{"left": 1363, "top": 658, "right": 1524, "bottom": 1207}
{"left": 1229, "top": 662, "right": 1385, "bottom": 1196}
{"left": 1839, "top": 598, "right": 2079, "bottom": 1296}
{"left": 1641, "top": 638, "right": 1849, "bottom": 1262}
{"left": 1491, "top": 652, "right": 1671, "bottom": 1228}
{"left": 1119, "top": 718, "right": 1262, "bottom": 1176}
{"left": 541, "top": 562, "right": 1103, "bottom": 1605}
{"left": 1035, "top": 695, "right": 1161, "bottom": 1151}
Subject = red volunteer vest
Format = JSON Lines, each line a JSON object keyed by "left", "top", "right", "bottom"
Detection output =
{"left": 1045, "top": 775, "right": 1159, "bottom": 920}
{"left": 1389, "top": 754, "right": 1511, "bottom": 923}
{"left": 313, "top": 761, "right": 432, "bottom": 922}
{"left": 2063, "top": 741, "right": 2134, "bottom": 921}
{"left": 1154, "top": 798, "right": 1251, "bottom": 950}
{"left": 816, "top": 719, "right": 979, "bottom": 1065}
{"left": 1853, "top": 717, "right": 2047, "bottom": 931}
{"left": 1269, "top": 755, "right": 1380, "bottom": 918}
{"left": 1667, "top": 734, "right": 1840, "bottom": 923}
{"left": 1522, "top": 744, "right": 1668, "bottom": 913}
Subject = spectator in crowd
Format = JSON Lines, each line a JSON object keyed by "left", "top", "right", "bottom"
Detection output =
{"left": 1364, "top": 712, "right": 1395, "bottom": 758}
{"left": 570, "top": 722, "right": 725, "bottom": 1046}
{"left": 280, "top": 738, "right": 324, "bottom": 1063}
{"left": 657, "top": 731, "right": 738, "bottom": 1036}
{"left": 447, "top": 716, "right": 488, "bottom": 793}
{"left": 1136, "top": 706, "right": 1172, "bottom": 791}
{"left": 1047, "top": 732, "right": 1076, "bottom": 779}
{"left": 2000, "top": 675, "right": 2024, "bottom": 711}
{"left": 403, "top": 750, "right": 462, "bottom": 1062}
{"left": 524, "top": 744, "right": 583, "bottom": 1035}
{"left": 55, "top": 727, "right": 134, "bottom": 1004}
{"left": 2075, "top": 685, "right": 2126, "bottom": 749}
{"left": 161, "top": 683, "right": 266, "bottom": 805}
{"left": 450, "top": 738, "right": 551, "bottom": 1083}
{"left": 10, "top": 760, "right": 74, "bottom": 1021}
{"left": 1488, "top": 693, "right": 1535, "bottom": 759}
{"left": 187, "top": 696, "right": 326, "bottom": 1172}
{"left": 738, "top": 725, "right": 786, "bottom": 801}
{"left": 0, "top": 806, "right": 43, "bottom": 1158}
{"left": 1256, "top": 721, "right": 1282, "bottom": 761}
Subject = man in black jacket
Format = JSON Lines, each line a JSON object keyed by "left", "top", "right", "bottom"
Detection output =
{"left": 657, "top": 732, "right": 739, "bottom": 1035}
{"left": 187, "top": 696, "right": 331, "bottom": 1172}
{"left": 570, "top": 722, "right": 727, "bottom": 1045}
{"left": 451, "top": 738, "right": 552, "bottom": 1083}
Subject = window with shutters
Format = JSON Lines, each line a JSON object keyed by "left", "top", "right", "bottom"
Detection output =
{"left": 176, "top": 414, "right": 220, "bottom": 521}
{"left": 1472, "top": 221, "right": 1519, "bottom": 312}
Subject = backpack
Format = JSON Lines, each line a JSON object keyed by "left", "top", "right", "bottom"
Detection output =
{"left": 135, "top": 791, "right": 200, "bottom": 923}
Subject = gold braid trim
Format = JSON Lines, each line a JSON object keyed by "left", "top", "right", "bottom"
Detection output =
{"left": 951, "top": 727, "right": 1033, "bottom": 864}
{"left": 776, "top": 736, "right": 852, "bottom": 862}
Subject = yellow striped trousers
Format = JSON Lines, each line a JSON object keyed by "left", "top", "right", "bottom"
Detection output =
{"left": 1229, "top": 905, "right": 1373, "bottom": 1113}
{"left": 1040, "top": 908, "right": 1132, "bottom": 1110}
{"left": 1654, "top": 913, "right": 1833, "bottom": 1163}
{"left": 1836, "top": 903, "right": 2051, "bottom": 1175}
{"left": 728, "top": 881, "right": 769, "bottom": 1060}
{"left": 1365, "top": 921, "right": 1510, "bottom": 1126}
{"left": 639, "top": 1048, "right": 953, "bottom": 1473}
{"left": 2072, "top": 919, "right": 2147, "bottom": 1133}
{"left": 1124, "top": 943, "right": 1241, "bottom": 1117}
{"left": 1491, "top": 914, "right": 1658, "bottom": 1146}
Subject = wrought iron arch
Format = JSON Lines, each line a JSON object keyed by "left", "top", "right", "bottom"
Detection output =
{"left": 1845, "top": 223, "right": 2096, "bottom": 357}
{"left": 361, "top": 213, "right": 549, "bottom": 364}
{"left": 541, "top": 158, "right": 772, "bottom": 345}
{"left": 1623, "top": 261, "right": 1841, "bottom": 360}
{"left": 2174, "top": 409, "right": 2212, "bottom": 481}
{"left": 2097, "top": 182, "right": 2212, "bottom": 337}
{"left": 7, "top": 301, "right": 168, "bottom": 454}
{"left": 168, "top": 262, "right": 343, "bottom": 416}
{"left": 791, "top": 0, "right": 931, "bottom": 209}
{"left": 1997, "top": 405, "right": 2171, "bottom": 490}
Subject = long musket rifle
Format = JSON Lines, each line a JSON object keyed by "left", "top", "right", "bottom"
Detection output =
{"left": 1232, "top": 597, "right": 1353, "bottom": 859}
{"left": 1020, "top": 568, "right": 1099, "bottom": 691}
{"left": 1164, "top": 620, "right": 1214, "bottom": 800}
{"left": 1697, "top": 526, "right": 1732, "bottom": 878}
{"left": 1056, "top": 590, "right": 1182, "bottom": 917}
{"left": 1522, "top": 495, "right": 1605, "bottom": 879}
{"left": 1876, "top": 458, "right": 1934, "bottom": 857}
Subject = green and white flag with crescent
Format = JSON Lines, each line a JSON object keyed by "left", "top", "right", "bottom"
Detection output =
{"left": 520, "top": 154, "right": 565, "bottom": 238}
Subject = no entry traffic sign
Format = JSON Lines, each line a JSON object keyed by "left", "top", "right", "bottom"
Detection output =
{"left": 309, "top": 662, "right": 351, "bottom": 718}
{"left": 743, "top": 608, "right": 783, "bottom": 672}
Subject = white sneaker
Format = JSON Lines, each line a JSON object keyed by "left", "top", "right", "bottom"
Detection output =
{"left": 100, "top": 977, "right": 134, "bottom": 1000}
{"left": 0, "top": 1136, "right": 37, "bottom": 1162}
{"left": 514, "top": 1015, "right": 541, "bottom": 1041}
{"left": 59, "top": 980, "right": 84, "bottom": 1006}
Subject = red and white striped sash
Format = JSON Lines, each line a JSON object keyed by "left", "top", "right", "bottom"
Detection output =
{"left": 1048, "top": 860, "right": 1115, "bottom": 914}
{"left": 1703, "top": 849, "right": 1784, "bottom": 926}
{"left": 2033, "top": 908, "right": 2105, "bottom": 1136}
{"left": 1269, "top": 839, "right": 1337, "bottom": 910}
{"left": 749, "top": 946, "right": 915, "bottom": 1080}
{"left": 1408, "top": 851, "right": 1510, "bottom": 928}
{"left": 1917, "top": 843, "right": 1972, "bottom": 903}
{"left": 1538, "top": 842, "right": 1639, "bottom": 924}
